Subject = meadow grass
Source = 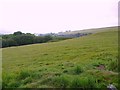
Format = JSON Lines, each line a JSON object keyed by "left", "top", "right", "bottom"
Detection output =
{"left": 2, "top": 27, "right": 118, "bottom": 88}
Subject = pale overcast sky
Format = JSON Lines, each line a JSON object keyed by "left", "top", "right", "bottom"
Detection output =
{"left": 0, "top": 0, "right": 118, "bottom": 34}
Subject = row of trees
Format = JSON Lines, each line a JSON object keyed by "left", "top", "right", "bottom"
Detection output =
{"left": 1, "top": 31, "right": 52, "bottom": 48}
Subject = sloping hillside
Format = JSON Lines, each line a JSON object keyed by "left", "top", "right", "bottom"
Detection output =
{"left": 2, "top": 27, "right": 118, "bottom": 88}
{"left": 59, "top": 26, "right": 117, "bottom": 35}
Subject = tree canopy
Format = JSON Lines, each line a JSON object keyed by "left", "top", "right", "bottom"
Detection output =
{"left": 2, "top": 31, "right": 53, "bottom": 48}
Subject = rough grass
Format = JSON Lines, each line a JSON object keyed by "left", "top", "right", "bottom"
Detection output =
{"left": 2, "top": 27, "right": 118, "bottom": 88}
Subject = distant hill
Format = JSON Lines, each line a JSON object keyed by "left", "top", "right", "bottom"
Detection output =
{"left": 57, "top": 26, "right": 118, "bottom": 35}
{"left": 38, "top": 26, "right": 118, "bottom": 38}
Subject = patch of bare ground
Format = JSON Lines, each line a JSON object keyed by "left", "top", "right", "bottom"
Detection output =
{"left": 96, "top": 64, "right": 105, "bottom": 70}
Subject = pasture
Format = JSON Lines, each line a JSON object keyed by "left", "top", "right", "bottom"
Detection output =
{"left": 2, "top": 27, "right": 118, "bottom": 88}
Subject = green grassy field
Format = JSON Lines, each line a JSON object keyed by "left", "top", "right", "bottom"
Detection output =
{"left": 2, "top": 27, "right": 118, "bottom": 88}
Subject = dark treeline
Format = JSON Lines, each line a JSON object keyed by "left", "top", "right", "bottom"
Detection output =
{"left": 1, "top": 31, "right": 71, "bottom": 48}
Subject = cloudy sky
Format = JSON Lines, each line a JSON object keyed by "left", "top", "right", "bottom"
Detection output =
{"left": 0, "top": 0, "right": 118, "bottom": 34}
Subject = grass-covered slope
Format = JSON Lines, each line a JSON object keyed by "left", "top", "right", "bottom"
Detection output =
{"left": 2, "top": 28, "right": 118, "bottom": 88}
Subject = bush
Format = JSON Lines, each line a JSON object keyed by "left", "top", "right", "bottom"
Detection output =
{"left": 43, "top": 35, "right": 52, "bottom": 42}
{"left": 13, "top": 35, "right": 35, "bottom": 45}
{"left": 34, "top": 36, "right": 44, "bottom": 43}
{"left": 2, "top": 39, "right": 9, "bottom": 48}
